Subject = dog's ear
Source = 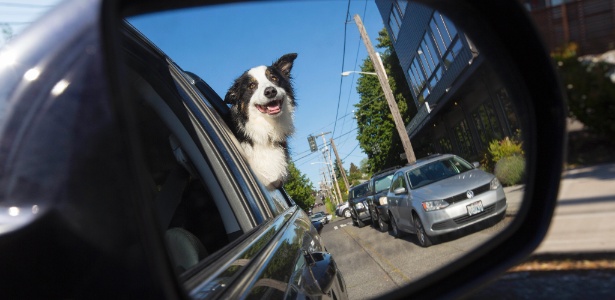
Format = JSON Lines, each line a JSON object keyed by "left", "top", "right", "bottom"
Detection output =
{"left": 272, "top": 53, "right": 297, "bottom": 78}
{"left": 224, "top": 85, "right": 239, "bottom": 105}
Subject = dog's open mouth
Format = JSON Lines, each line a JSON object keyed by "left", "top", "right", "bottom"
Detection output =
{"left": 255, "top": 99, "right": 283, "bottom": 115}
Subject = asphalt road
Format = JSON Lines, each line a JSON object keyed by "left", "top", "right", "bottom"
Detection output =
{"left": 315, "top": 163, "right": 615, "bottom": 299}
{"left": 320, "top": 214, "right": 511, "bottom": 299}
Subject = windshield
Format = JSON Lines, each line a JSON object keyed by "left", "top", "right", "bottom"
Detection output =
{"left": 311, "top": 212, "right": 324, "bottom": 218}
{"left": 349, "top": 184, "right": 369, "bottom": 199}
{"left": 408, "top": 156, "right": 474, "bottom": 189}
{"left": 374, "top": 174, "right": 394, "bottom": 193}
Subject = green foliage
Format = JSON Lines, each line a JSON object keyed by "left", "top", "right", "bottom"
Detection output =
{"left": 553, "top": 44, "right": 615, "bottom": 139}
{"left": 488, "top": 137, "right": 524, "bottom": 164}
{"left": 355, "top": 28, "right": 416, "bottom": 173}
{"left": 284, "top": 161, "right": 315, "bottom": 211}
{"left": 494, "top": 155, "right": 525, "bottom": 186}
{"left": 325, "top": 198, "right": 336, "bottom": 215}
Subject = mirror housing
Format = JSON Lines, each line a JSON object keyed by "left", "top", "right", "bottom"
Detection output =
{"left": 302, "top": 251, "right": 338, "bottom": 296}
{"left": 393, "top": 187, "right": 407, "bottom": 195}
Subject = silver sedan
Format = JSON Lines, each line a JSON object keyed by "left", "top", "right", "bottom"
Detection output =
{"left": 386, "top": 154, "right": 507, "bottom": 247}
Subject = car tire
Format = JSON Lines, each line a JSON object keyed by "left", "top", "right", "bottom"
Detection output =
{"left": 343, "top": 209, "right": 351, "bottom": 218}
{"left": 414, "top": 215, "right": 433, "bottom": 247}
{"left": 378, "top": 215, "right": 389, "bottom": 232}
{"left": 370, "top": 209, "right": 379, "bottom": 229}
{"left": 357, "top": 217, "right": 366, "bottom": 228}
{"left": 391, "top": 215, "right": 405, "bottom": 238}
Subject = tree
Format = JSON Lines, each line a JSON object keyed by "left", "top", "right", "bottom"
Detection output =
{"left": 284, "top": 161, "right": 315, "bottom": 211}
{"left": 553, "top": 44, "right": 615, "bottom": 139}
{"left": 355, "top": 28, "right": 416, "bottom": 173}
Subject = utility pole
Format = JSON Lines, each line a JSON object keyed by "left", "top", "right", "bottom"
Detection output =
{"left": 330, "top": 138, "right": 350, "bottom": 190}
{"left": 353, "top": 14, "right": 416, "bottom": 164}
{"left": 319, "top": 134, "right": 343, "bottom": 205}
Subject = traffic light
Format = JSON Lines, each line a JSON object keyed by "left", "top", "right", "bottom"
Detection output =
{"left": 308, "top": 135, "right": 318, "bottom": 152}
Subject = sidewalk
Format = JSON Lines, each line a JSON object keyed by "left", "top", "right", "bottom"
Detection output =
{"left": 534, "top": 163, "right": 615, "bottom": 253}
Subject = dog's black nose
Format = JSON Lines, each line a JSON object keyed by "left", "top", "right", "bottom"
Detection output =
{"left": 264, "top": 87, "right": 277, "bottom": 99}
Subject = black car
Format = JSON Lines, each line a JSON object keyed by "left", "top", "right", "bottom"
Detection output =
{"left": 0, "top": 3, "right": 347, "bottom": 299}
{"left": 347, "top": 181, "right": 371, "bottom": 227}
{"left": 366, "top": 167, "right": 400, "bottom": 232}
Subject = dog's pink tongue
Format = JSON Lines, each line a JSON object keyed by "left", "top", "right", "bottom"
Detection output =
{"left": 257, "top": 101, "right": 281, "bottom": 115}
{"left": 266, "top": 103, "right": 281, "bottom": 114}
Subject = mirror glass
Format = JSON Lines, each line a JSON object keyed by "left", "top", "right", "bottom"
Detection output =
{"left": 127, "top": 1, "right": 527, "bottom": 297}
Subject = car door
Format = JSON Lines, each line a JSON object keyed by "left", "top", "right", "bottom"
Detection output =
{"left": 387, "top": 171, "right": 405, "bottom": 227}
{"left": 395, "top": 171, "right": 414, "bottom": 231}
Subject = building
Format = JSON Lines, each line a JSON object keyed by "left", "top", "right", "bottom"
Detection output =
{"left": 522, "top": 0, "right": 615, "bottom": 55}
{"left": 375, "top": 0, "right": 520, "bottom": 162}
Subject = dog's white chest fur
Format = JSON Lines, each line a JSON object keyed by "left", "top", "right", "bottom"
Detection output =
{"left": 240, "top": 142, "right": 288, "bottom": 189}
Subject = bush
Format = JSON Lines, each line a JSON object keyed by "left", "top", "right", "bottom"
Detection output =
{"left": 494, "top": 155, "right": 525, "bottom": 186}
{"left": 488, "top": 137, "right": 524, "bottom": 164}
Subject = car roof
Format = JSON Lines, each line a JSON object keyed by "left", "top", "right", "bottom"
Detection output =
{"left": 397, "top": 153, "right": 455, "bottom": 172}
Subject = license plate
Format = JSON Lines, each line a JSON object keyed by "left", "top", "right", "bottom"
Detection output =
{"left": 466, "top": 200, "right": 484, "bottom": 216}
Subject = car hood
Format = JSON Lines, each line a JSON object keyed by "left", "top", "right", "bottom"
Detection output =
{"left": 412, "top": 169, "right": 494, "bottom": 200}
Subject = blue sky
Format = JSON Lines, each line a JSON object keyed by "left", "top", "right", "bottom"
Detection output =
{"left": 129, "top": 1, "right": 388, "bottom": 187}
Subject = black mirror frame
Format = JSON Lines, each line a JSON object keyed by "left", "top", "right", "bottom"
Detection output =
{"left": 107, "top": 0, "right": 566, "bottom": 299}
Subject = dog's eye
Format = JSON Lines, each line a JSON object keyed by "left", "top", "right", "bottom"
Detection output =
{"left": 270, "top": 75, "right": 278, "bottom": 82}
{"left": 249, "top": 83, "right": 257, "bottom": 89}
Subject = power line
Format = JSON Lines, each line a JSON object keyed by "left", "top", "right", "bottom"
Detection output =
{"left": 331, "top": 0, "right": 352, "bottom": 138}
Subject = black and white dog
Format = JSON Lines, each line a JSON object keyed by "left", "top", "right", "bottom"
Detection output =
{"left": 224, "top": 53, "right": 298, "bottom": 190}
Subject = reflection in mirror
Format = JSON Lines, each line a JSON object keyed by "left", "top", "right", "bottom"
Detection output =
{"left": 127, "top": 0, "right": 528, "bottom": 298}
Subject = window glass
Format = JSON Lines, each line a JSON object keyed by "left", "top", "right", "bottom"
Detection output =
{"left": 374, "top": 174, "right": 394, "bottom": 193}
{"left": 472, "top": 102, "right": 503, "bottom": 149}
{"left": 453, "top": 120, "right": 475, "bottom": 156}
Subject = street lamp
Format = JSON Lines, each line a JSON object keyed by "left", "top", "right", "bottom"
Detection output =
{"left": 341, "top": 71, "right": 377, "bottom": 76}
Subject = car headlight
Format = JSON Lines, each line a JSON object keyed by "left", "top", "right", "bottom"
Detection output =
{"left": 490, "top": 177, "right": 501, "bottom": 190}
{"left": 379, "top": 196, "right": 387, "bottom": 205}
{"left": 422, "top": 199, "right": 449, "bottom": 212}
{"left": 355, "top": 202, "right": 365, "bottom": 210}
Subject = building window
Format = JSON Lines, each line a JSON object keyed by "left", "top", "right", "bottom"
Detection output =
{"left": 438, "top": 136, "right": 453, "bottom": 153}
{"left": 453, "top": 120, "right": 475, "bottom": 156}
{"left": 408, "top": 11, "right": 463, "bottom": 103}
{"left": 389, "top": 0, "right": 407, "bottom": 40}
{"left": 472, "top": 102, "right": 503, "bottom": 149}
{"left": 496, "top": 88, "right": 520, "bottom": 137}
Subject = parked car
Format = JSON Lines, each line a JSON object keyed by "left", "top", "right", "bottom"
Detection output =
{"left": 365, "top": 167, "right": 400, "bottom": 232}
{"left": 0, "top": 3, "right": 348, "bottom": 299}
{"left": 335, "top": 201, "right": 351, "bottom": 218}
{"left": 387, "top": 154, "right": 507, "bottom": 247}
{"left": 347, "top": 181, "right": 371, "bottom": 227}
{"left": 311, "top": 220, "right": 324, "bottom": 234}
{"left": 310, "top": 212, "right": 329, "bottom": 225}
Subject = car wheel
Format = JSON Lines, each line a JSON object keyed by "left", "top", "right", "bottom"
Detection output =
{"left": 378, "top": 215, "right": 389, "bottom": 232}
{"left": 357, "top": 217, "right": 366, "bottom": 228}
{"left": 414, "top": 215, "right": 433, "bottom": 247}
{"left": 391, "top": 215, "right": 405, "bottom": 238}
{"left": 343, "top": 209, "right": 351, "bottom": 218}
{"left": 370, "top": 209, "right": 379, "bottom": 228}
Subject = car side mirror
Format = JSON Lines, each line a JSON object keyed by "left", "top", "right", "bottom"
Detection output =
{"left": 473, "top": 162, "right": 480, "bottom": 168}
{"left": 393, "top": 187, "right": 407, "bottom": 195}
{"left": 302, "top": 251, "right": 338, "bottom": 296}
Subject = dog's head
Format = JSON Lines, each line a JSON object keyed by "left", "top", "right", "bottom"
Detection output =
{"left": 224, "top": 53, "right": 297, "bottom": 121}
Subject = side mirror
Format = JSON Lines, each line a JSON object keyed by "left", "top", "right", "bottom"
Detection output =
{"left": 393, "top": 187, "right": 407, "bottom": 195}
{"left": 473, "top": 162, "right": 480, "bottom": 168}
{"left": 302, "top": 251, "right": 338, "bottom": 296}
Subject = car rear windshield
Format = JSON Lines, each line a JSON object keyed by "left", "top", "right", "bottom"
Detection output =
{"left": 408, "top": 156, "right": 474, "bottom": 189}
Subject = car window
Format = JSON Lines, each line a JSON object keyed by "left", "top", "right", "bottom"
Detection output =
{"left": 374, "top": 174, "right": 394, "bottom": 192}
{"left": 389, "top": 172, "right": 406, "bottom": 191}
{"left": 350, "top": 183, "right": 369, "bottom": 199}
